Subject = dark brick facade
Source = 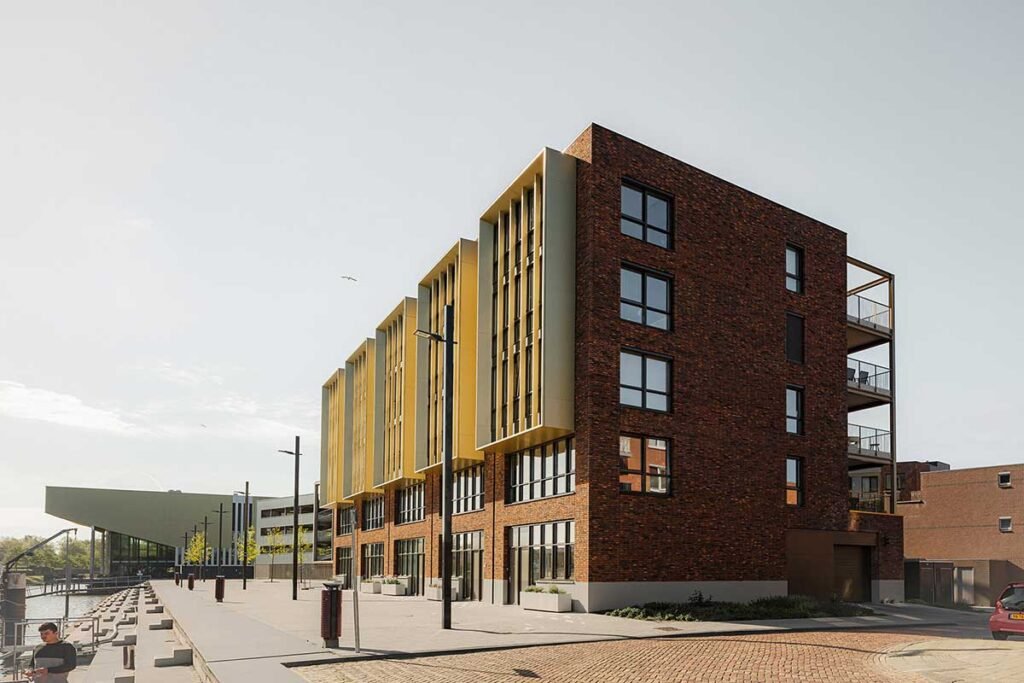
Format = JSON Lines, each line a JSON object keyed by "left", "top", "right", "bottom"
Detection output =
{"left": 332, "top": 123, "right": 903, "bottom": 606}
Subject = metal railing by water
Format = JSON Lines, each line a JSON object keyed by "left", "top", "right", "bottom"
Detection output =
{"left": 846, "top": 358, "right": 891, "bottom": 393}
{"left": 847, "top": 294, "right": 891, "bottom": 329}
{"left": 847, "top": 424, "right": 891, "bottom": 456}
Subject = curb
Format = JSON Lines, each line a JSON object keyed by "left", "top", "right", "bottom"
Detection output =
{"left": 281, "top": 619, "right": 958, "bottom": 669}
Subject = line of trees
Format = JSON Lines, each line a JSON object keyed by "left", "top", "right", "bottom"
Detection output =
{"left": 0, "top": 535, "right": 91, "bottom": 575}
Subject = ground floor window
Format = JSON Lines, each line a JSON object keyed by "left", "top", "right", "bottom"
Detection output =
{"left": 449, "top": 531, "right": 483, "bottom": 601}
{"left": 508, "top": 520, "right": 575, "bottom": 603}
{"left": 334, "top": 547, "right": 352, "bottom": 588}
{"left": 395, "top": 538, "right": 425, "bottom": 595}
{"left": 361, "top": 542, "right": 384, "bottom": 578}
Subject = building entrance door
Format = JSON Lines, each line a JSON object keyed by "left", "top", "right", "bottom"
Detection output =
{"left": 395, "top": 538, "right": 425, "bottom": 595}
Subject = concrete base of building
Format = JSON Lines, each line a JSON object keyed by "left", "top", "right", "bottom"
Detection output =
{"left": 872, "top": 579, "right": 905, "bottom": 603}
{"left": 579, "top": 580, "right": 790, "bottom": 613}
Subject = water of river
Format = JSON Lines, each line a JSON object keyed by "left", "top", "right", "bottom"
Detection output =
{"left": 25, "top": 594, "right": 104, "bottom": 620}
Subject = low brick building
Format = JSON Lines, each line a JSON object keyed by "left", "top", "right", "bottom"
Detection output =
{"left": 900, "top": 463, "right": 1024, "bottom": 605}
{"left": 320, "top": 124, "right": 904, "bottom": 611}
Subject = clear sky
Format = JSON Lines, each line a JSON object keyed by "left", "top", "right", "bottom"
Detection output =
{"left": 1, "top": 1, "right": 1021, "bottom": 537}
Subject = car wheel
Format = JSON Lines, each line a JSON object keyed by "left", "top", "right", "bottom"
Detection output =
{"left": 993, "top": 632, "right": 1009, "bottom": 641}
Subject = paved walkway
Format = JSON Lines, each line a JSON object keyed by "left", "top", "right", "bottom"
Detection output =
{"left": 152, "top": 579, "right": 955, "bottom": 682}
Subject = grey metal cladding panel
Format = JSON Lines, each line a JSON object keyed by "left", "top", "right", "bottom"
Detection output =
{"left": 540, "top": 148, "right": 576, "bottom": 431}
{"left": 44, "top": 486, "right": 237, "bottom": 548}
{"left": 343, "top": 363, "right": 354, "bottom": 498}
{"left": 414, "top": 287, "right": 431, "bottom": 471}
{"left": 475, "top": 219, "right": 496, "bottom": 449}
{"left": 372, "top": 329, "right": 387, "bottom": 486}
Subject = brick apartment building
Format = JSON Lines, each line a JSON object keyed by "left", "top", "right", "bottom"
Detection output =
{"left": 319, "top": 124, "right": 904, "bottom": 612}
{"left": 900, "top": 462, "right": 1024, "bottom": 606}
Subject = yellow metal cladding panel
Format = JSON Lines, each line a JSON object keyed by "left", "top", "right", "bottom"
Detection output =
{"left": 415, "top": 239, "right": 483, "bottom": 472}
{"left": 345, "top": 339, "right": 380, "bottom": 499}
{"left": 476, "top": 148, "right": 575, "bottom": 453}
{"left": 374, "top": 297, "right": 422, "bottom": 488}
{"left": 321, "top": 369, "right": 346, "bottom": 507}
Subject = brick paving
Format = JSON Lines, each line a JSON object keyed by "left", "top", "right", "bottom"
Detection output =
{"left": 296, "top": 630, "right": 931, "bottom": 682}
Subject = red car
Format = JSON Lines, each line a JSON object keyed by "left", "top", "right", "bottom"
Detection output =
{"left": 990, "top": 583, "right": 1024, "bottom": 640}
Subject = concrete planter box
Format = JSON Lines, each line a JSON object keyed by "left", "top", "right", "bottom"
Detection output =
{"left": 381, "top": 583, "right": 407, "bottom": 596}
{"left": 425, "top": 580, "right": 461, "bottom": 602}
{"left": 360, "top": 580, "right": 381, "bottom": 594}
{"left": 520, "top": 590, "right": 572, "bottom": 612}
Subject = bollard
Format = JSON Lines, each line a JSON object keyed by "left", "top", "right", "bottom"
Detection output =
{"left": 320, "top": 581, "right": 343, "bottom": 648}
{"left": 187, "top": 573, "right": 195, "bottom": 591}
{"left": 174, "top": 572, "right": 181, "bottom": 586}
{"left": 215, "top": 576, "right": 225, "bottom": 603}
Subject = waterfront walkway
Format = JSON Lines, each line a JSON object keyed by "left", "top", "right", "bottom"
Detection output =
{"left": 152, "top": 579, "right": 957, "bottom": 683}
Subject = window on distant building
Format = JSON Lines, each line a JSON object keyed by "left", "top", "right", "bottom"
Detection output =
{"left": 999, "top": 517, "right": 1013, "bottom": 533}
{"left": 620, "top": 351, "right": 671, "bottom": 412}
{"left": 621, "top": 182, "right": 672, "bottom": 248}
{"left": 786, "top": 457, "right": 803, "bottom": 506}
{"left": 786, "top": 244, "right": 804, "bottom": 293}
{"left": 999, "top": 472, "right": 1012, "bottom": 488}
{"left": 507, "top": 438, "right": 576, "bottom": 503}
{"left": 619, "top": 435, "right": 671, "bottom": 494}
{"left": 396, "top": 483, "right": 425, "bottom": 525}
{"left": 621, "top": 266, "right": 671, "bottom": 330}
{"left": 786, "top": 386, "right": 804, "bottom": 434}
{"left": 453, "top": 464, "right": 485, "bottom": 514}
{"left": 361, "top": 496, "right": 384, "bottom": 531}
{"left": 786, "top": 313, "right": 805, "bottom": 364}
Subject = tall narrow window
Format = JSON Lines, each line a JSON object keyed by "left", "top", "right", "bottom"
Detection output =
{"left": 619, "top": 435, "right": 671, "bottom": 494}
{"left": 786, "top": 457, "right": 803, "bottom": 506}
{"left": 620, "top": 266, "right": 671, "bottom": 329}
{"left": 786, "top": 244, "right": 804, "bottom": 293}
{"left": 620, "top": 351, "right": 671, "bottom": 412}
{"left": 786, "top": 386, "right": 803, "bottom": 434}
{"left": 786, "top": 313, "right": 805, "bottom": 364}
{"left": 621, "top": 183, "right": 672, "bottom": 248}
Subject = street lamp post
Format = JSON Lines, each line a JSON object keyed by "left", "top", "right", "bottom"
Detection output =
{"left": 211, "top": 503, "right": 227, "bottom": 574}
{"left": 278, "top": 436, "right": 301, "bottom": 601}
{"left": 201, "top": 516, "right": 210, "bottom": 581}
{"left": 415, "top": 304, "right": 455, "bottom": 630}
{"left": 235, "top": 483, "right": 250, "bottom": 589}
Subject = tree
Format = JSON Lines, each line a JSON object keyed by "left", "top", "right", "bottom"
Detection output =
{"left": 0, "top": 535, "right": 91, "bottom": 576}
{"left": 266, "top": 528, "right": 284, "bottom": 582}
{"left": 234, "top": 525, "right": 258, "bottom": 573}
{"left": 184, "top": 532, "right": 209, "bottom": 566}
{"left": 295, "top": 527, "right": 313, "bottom": 588}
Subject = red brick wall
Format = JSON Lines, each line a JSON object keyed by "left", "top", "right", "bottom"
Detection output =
{"left": 567, "top": 124, "right": 850, "bottom": 584}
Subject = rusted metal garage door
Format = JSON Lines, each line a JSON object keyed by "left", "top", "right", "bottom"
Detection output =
{"left": 833, "top": 545, "right": 870, "bottom": 601}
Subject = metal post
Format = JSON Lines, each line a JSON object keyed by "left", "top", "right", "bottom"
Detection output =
{"left": 293, "top": 435, "right": 300, "bottom": 601}
{"left": 202, "top": 516, "right": 209, "bottom": 581}
{"left": 351, "top": 510, "right": 360, "bottom": 653}
{"left": 89, "top": 527, "right": 96, "bottom": 582}
{"left": 64, "top": 531, "right": 72, "bottom": 626}
{"left": 888, "top": 277, "right": 898, "bottom": 514}
{"left": 441, "top": 304, "right": 454, "bottom": 630}
{"left": 243, "top": 481, "right": 250, "bottom": 590}
{"left": 216, "top": 502, "right": 225, "bottom": 574}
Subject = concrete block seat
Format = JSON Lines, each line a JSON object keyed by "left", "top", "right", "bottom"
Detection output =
{"left": 154, "top": 647, "right": 193, "bottom": 668}
{"left": 112, "top": 632, "right": 138, "bottom": 647}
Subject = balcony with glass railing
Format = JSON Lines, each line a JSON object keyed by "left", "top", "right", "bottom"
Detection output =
{"left": 846, "top": 358, "right": 892, "bottom": 410}
{"left": 847, "top": 294, "right": 892, "bottom": 353}
{"left": 847, "top": 424, "right": 891, "bottom": 463}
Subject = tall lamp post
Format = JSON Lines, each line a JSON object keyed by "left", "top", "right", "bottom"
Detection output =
{"left": 234, "top": 483, "right": 250, "bottom": 589}
{"left": 201, "top": 516, "right": 210, "bottom": 581}
{"left": 211, "top": 503, "right": 228, "bottom": 574}
{"left": 278, "top": 435, "right": 301, "bottom": 601}
{"left": 414, "top": 304, "right": 455, "bottom": 630}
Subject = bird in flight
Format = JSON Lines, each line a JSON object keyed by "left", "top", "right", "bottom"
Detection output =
{"left": 340, "top": 275, "right": 358, "bottom": 282}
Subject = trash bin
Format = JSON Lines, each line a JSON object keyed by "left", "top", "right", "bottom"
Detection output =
{"left": 187, "top": 573, "right": 195, "bottom": 591}
{"left": 321, "top": 581, "right": 343, "bottom": 648}
{"left": 174, "top": 572, "right": 181, "bottom": 586}
{"left": 215, "top": 575, "right": 225, "bottom": 603}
